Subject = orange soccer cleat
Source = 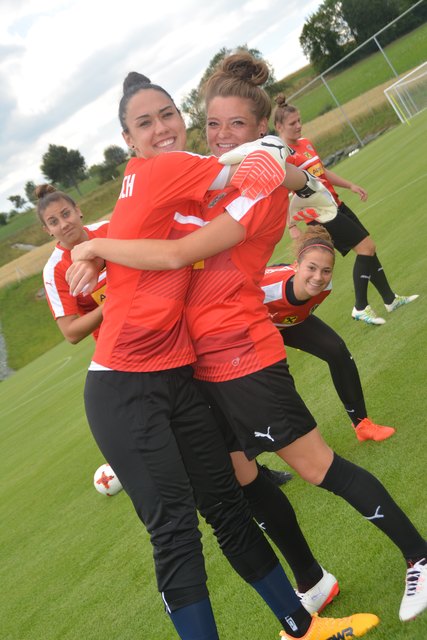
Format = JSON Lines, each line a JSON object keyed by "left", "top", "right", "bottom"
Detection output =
{"left": 279, "top": 612, "right": 379, "bottom": 639}
{"left": 354, "top": 418, "right": 396, "bottom": 442}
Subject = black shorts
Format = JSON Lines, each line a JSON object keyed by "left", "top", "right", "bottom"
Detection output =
{"left": 310, "top": 201, "right": 369, "bottom": 256}
{"left": 196, "top": 360, "right": 317, "bottom": 459}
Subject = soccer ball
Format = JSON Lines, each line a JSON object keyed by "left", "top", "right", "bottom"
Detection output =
{"left": 93, "top": 463, "right": 123, "bottom": 496}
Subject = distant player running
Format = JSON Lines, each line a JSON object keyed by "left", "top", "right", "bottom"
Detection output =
{"left": 262, "top": 225, "right": 395, "bottom": 442}
{"left": 274, "top": 95, "right": 418, "bottom": 326}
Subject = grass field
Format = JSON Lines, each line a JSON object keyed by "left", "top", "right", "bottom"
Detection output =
{"left": 1, "top": 112, "right": 427, "bottom": 639}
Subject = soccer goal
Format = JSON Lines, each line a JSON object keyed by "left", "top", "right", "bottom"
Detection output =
{"left": 384, "top": 61, "right": 427, "bottom": 124}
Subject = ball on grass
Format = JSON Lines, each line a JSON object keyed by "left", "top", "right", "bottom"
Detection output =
{"left": 93, "top": 463, "right": 123, "bottom": 496}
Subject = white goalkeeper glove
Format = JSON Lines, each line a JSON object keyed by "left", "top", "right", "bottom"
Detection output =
{"left": 218, "top": 135, "right": 292, "bottom": 200}
{"left": 289, "top": 171, "right": 338, "bottom": 224}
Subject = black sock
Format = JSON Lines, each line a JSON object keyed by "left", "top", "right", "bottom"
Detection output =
{"left": 353, "top": 255, "right": 372, "bottom": 310}
{"left": 319, "top": 453, "right": 427, "bottom": 559}
{"left": 344, "top": 400, "right": 367, "bottom": 426}
{"left": 243, "top": 471, "right": 322, "bottom": 591}
{"left": 369, "top": 254, "right": 395, "bottom": 304}
{"left": 279, "top": 607, "right": 312, "bottom": 638}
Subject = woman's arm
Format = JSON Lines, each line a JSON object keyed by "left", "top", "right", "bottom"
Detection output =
{"left": 56, "top": 306, "right": 104, "bottom": 344}
{"left": 71, "top": 211, "right": 246, "bottom": 273}
{"left": 324, "top": 168, "right": 368, "bottom": 201}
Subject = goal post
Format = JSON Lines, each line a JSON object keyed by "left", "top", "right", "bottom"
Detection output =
{"left": 384, "top": 61, "right": 427, "bottom": 124}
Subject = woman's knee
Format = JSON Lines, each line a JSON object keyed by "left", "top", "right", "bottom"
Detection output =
{"left": 354, "top": 236, "right": 376, "bottom": 255}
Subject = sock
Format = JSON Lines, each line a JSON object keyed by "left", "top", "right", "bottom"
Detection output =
{"left": 168, "top": 598, "right": 219, "bottom": 640}
{"left": 369, "top": 254, "right": 395, "bottom": 304}
{"left": 319, "top": 453, "right": 427, "bottom": 559}
{"left": 344, "top": 400, "right": 367, "bottom": 426}
{"left": 251, "top": 563, "right": 311, "bottom": 638}
{"left": 243, "top": 471, "right": 322, "bottom": 590}
{"left": 353, "top": 254, "right": 372, "bottom": 310}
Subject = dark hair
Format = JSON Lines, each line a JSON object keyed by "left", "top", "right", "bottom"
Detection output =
{"left": 202, "top": 51, "right": 272, "bottom": 122}
{"left": 273, "top": 93, "right": 299, "bottom": 127}
{"left": 119, "top": 72, "right": 177, "bottom": 132}
{"left": 35, "top": 184, "right": 77, "bottom": 224}
{"left": 295, "top": 225, "right": 335, "bottom": 264}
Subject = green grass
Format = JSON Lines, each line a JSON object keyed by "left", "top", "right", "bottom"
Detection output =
{"left": 1, "top": 112, "right": 427, "bottom": 639}
{"left": 289, "top": 22, "right": 427, "bottom": 124}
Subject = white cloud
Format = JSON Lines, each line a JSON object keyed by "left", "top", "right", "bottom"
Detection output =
{"left": 0, "top": 0, "right": 322, "bottom": 211}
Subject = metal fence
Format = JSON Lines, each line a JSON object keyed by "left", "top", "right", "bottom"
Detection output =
{"left": 285, "top": 0, "right": 427, "bottom": 157}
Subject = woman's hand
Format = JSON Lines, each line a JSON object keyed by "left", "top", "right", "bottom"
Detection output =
{"left": 349, "top": 183, "right": 368, "bottom": 201}
{"left": 66, "top": 258, "right": 103, "bottom": 297}
{"left": 71, "top": 239, "right": 97, "bottom": 261}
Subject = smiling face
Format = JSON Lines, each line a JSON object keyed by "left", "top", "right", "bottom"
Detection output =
{"left": 206, "top": 96, "right": 268, "bottom": 157}
{"left": 121, "top": 88, "right": 186, "bottom": 158}
{"left": 293, "top": 247, "right": 334, "bottom": 300}
{"left": 275, "top": 109, "right": 302, "bottom": 145}
{"left": 42, "top": 198, "right": 87, "bottom": 250}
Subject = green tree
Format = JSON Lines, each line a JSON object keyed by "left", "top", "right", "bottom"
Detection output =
{"left": 341, "top": 0, "right": 400, "bottom": 45}
{"left": 0, "top": 213, "right": 8, "bottom": 226}
{"left": 8, "top": 195, "right": 27, "bottom": 212}
{"left": 41, "top": 144, "right": 87, "bottom": 195}
{"left": 91, "top": 163, "right": 120, "bottom": 185}
{"left": 24, "top": 181, "right": 37, "bottom": 204}
{"left": 180, "top": 45, "right": 276, "bottom": 130}
{"left": 103, "top": 145, "right": 128, "bottom": 167}
{"left": 300, "top": 0, "right": 353, "bottom": 73}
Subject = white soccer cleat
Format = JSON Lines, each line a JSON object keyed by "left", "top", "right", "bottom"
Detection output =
{"left": 296, "top": 567, "right": 340, "bottom": 614}
{"left": 399, "top": 558, "right": 427, "bottom": 621}
{"left": 351, "top": 305, "right": 386, "bottom": 325}
{"left": 385, "top": 294, "right": 419, "bottom": 313}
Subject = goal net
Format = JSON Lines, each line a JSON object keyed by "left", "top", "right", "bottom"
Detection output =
{"left": 384, "top": 61, "right": 427, "bottom": 124}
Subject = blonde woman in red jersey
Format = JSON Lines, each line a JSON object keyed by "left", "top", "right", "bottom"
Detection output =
{"left": 38, "top": 184, "right": 108, "bottom": 343}
{"left": 65, "top": 71, "right": 378, "bottom": 640}
{"left": 72, "top": 54, "right": 426, "bottom": 626}
{"left": 262, "top": 224, "right": 395, "bottom": 443}
{"left": 273, "top": 95, "right": 418, "bottom": 326}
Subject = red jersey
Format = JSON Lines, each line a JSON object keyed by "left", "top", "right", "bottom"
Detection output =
{"left": 181, "top": 187, "right": 290, "bottom": 382}
{"left": 43, "top": 221, "right": 109, "bottom": 340}
{"left": 261, "top": 264, "right": 332, "bottom": 326}
{"left": 92, "top": 152, "right": 226, "bottom": 372}
{"left": 287, "top": 138, "right": 341, "bottom": 205}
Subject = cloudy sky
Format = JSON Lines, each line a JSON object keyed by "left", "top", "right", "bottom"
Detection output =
{"left": 0, "top": 0, "right": 323, "bottom": 212}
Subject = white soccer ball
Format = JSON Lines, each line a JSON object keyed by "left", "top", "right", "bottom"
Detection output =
{"left": 93, "top": 463, "right": 123, "bottom": 496}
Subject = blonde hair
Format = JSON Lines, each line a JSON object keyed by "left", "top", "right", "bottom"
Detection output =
{"left": 203, "top": 51, "right": 272, "bottom": 122}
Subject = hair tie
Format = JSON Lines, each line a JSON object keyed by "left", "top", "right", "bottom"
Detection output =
{"left": 297, "top": 243, "right": 335, "bottom": 259}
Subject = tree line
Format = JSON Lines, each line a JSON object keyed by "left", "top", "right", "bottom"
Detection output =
{"left": 0, "top": 144, "right": 128, "bottom": 226}
{"left": 300, "top": 0, "right": 426, "bottom": 73}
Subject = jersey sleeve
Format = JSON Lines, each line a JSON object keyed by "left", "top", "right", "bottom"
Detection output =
{"left": 148, "top": 152, "right": 225, "bottom": 209}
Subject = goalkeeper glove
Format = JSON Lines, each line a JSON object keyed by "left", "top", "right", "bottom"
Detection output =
{"left": 289, "top": 171, "right": 338, "bottom": 224}
{"left": 218, "top": 135, "right": 292, "bottom": 200}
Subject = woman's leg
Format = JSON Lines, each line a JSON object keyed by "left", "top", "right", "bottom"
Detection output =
{"left": 170, "top": 370, "right": 315, "bottom": 638}
{"left": 283, "top": 317, "right": 395, "bottom": 441}
{"left": 283, "top": 317, "right": 367, "bottom": 425}
{"left": 275, "top": 430, "right": 426, "bottom": 562}
{"left": 84, "top": 370, "right": 218, "bottom": 639}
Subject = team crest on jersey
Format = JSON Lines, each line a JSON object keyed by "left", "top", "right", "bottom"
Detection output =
{"left": 282, "top": 316, "right": 298, "bottom": 325}
{"left": 208, "top": 192, "right": 227, "bottom": 208}
{"left": 303, "top": 152, "right": 312, "bottom": 159}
